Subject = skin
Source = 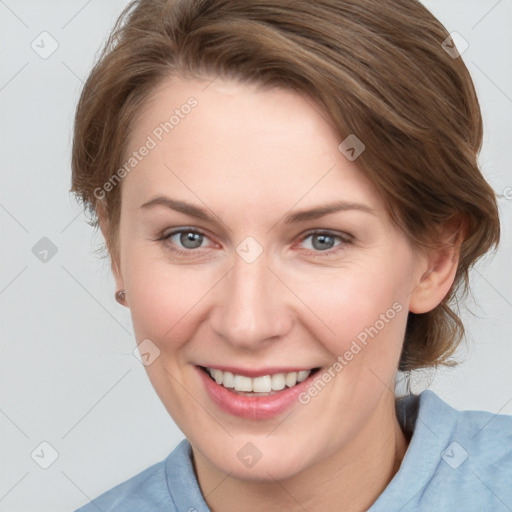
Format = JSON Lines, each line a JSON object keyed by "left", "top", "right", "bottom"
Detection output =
{"left": 100, "top": 76, "right": 460, "bottom": 511}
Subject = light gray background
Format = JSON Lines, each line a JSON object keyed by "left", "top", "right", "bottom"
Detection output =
{"left": 1, "top": 1, "right": 511, "bottom": 510}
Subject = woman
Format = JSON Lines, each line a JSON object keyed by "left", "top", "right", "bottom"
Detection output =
{"left": 71, "top": 0, "right": 511, "bottom": 510}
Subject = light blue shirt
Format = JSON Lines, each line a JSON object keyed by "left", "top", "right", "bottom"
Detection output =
{"left": 75, "top": 390, "right": 512, "bottom": 511}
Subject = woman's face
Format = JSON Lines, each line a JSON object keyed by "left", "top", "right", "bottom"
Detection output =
{"left": 113, "top": 76, "right": 428, "bottom": 480}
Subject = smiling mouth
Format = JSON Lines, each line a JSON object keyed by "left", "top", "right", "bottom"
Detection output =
{"left": 199, "top": 366, "right": 321, "bottom": 396}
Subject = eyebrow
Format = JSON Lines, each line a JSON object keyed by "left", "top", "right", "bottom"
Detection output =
{"left": 283, "top": 200, "right": 376, "bottom": 223}
{"left": 139, "top": 196, "right": 376, "bottom": 223}
{"left": 140, "top": 196, "right": 212, "bottom": 221}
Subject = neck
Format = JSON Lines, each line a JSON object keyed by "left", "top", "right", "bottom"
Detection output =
{"left": 193, "top": 393, "right": 409, "bottom": 512}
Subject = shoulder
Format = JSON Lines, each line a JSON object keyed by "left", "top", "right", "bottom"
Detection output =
{"left": 424, "top": 391, "right": 512, "bottom": 510}
{"left": 419, "top": 390, "right": 512, "bottom": 470}
{"left": 378, "top": 390, "right": 512, "bottom": 511}
{"left": 74, "top": 439, "right": 192, "bottom": 512}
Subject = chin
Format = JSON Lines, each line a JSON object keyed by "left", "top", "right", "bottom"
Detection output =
{"left": 196, "top": 435, "right": 319, "bottom": 482}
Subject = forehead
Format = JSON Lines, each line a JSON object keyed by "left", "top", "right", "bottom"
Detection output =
{"left": 121, "top": 76, "right": 384, "bottom": 216}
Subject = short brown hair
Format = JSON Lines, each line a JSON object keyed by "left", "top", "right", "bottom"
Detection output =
{"left": 70, "top": 0, "right": 500, "bottom": 372}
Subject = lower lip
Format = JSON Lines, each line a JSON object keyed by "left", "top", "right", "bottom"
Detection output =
{"left": 197, "top": 366, "right": 319, "bottom": 420}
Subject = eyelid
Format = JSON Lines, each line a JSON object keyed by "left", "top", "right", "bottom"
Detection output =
{"left": 294, "top": 229, "right": 353, "bottom": 255}
{"left": 298, "top": 228, "right": 353, "bottom": 243}
{"left": 156, "top": 226, "right": 214, "bottom": 254}
{"left": 159, "top": 226, "right": 209, "bottom": 239}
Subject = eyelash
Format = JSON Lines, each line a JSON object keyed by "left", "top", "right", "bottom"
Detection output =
{"left": 156, "top": 227, "right": 353, "bottom": 258}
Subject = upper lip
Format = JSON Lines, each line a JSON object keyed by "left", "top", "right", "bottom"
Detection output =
{"left": 198, "top": 365, "right": 319, "bottom": 378}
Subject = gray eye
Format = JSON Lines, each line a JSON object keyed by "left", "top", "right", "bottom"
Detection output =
{"left": 309, "top": 233, "right": 338, "bottom": 251}
{"left": 178, "top": 231, "right": 204, "bottom": 249}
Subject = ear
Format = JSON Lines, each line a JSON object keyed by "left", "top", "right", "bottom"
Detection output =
{"left": 97, "top": 202, "right": 126, "bottom": 299}
{"left": 409, "top": 218, "right": 463, "bottom": 314}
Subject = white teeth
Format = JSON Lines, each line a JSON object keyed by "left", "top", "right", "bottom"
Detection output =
{"left": 297, "top": 370, "right": 310, "bottom": 383}
{"left": 206, "top": 367, "right": 312, "bottom": 393}
{"left": 285, "top": 372, "right": 297, "bottom": 387}
{"left": 222, "top": 371, "right": 235, "bottom": 388}
{"left": 271, "top": 373, "right": 286, "bottom": 391}
{"left": 252, "top": 375, "right": 272, "bottom": 393}
{"left": 212, "top": 368, "right": 223, "bottom": 385}
{"left": 233, "top": 375, "right": 253, "bottom": 392}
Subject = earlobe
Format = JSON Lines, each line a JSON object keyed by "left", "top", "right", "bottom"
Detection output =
{"left": 115, "top": 289, "right": 127, "bottom": 306}
{"left": 409, "top": 223, "right": 463, "bottom": 314}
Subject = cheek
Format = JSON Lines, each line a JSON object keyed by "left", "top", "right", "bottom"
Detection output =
{"left": 292, "top": 264, "right": 409, "bottom": 372}
{"left": 301, "top": 269, "right": 403, "bottom": 338}
{"left": 122, "top": 248, "right": 212, "bottom": 347}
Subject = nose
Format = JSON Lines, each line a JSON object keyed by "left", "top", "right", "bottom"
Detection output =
{"left": 209, "top": 251, "right": 293, "bottom": 350}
